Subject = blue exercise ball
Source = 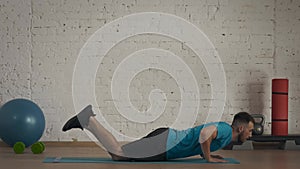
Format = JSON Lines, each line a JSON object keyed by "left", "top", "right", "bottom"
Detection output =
{"left": 0, "top": 98, "right": 45, "bottom": 147}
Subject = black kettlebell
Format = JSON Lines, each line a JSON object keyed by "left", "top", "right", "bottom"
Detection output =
{"left": 251, "top": 114, "right": 265, "bottom": 135}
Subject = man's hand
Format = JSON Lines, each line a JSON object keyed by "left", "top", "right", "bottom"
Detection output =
{"left": 199, "top": 125, "right": 228, "bottom": 163}
{"left": 210, "top": 154, "right": 224, "bottom": 159}
{"left": 207, "top": 156, "right": 228, "bottom": 163}
{"left": 202, "top": 154, "right": 228, "bottom": 163}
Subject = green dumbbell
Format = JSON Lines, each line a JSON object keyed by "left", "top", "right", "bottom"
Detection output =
{"left": 13, "top": 142, "right": 25, "bottom": 154}
{"left": 31, "top": 142, "right": 45, "bottom": 154}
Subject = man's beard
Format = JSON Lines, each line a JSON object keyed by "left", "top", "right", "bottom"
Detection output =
{"left": 237, "top": 132, "right": 244, "bottom": 143}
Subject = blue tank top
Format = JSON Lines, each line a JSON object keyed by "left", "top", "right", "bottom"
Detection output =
{"left": 166, "top": 122, "right": 232, "bottom": 159}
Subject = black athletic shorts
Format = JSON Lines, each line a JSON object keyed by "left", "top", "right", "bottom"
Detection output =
{"left": 120, "top": 127, "right": 169, "bottom": 161}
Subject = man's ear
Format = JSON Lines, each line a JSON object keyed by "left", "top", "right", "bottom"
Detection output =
{"left": 238, "top": 125, "right": 244, "bottom": 133}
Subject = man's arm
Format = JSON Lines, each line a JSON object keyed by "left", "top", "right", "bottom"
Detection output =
{"left": 199, "top": 125, "right": 227, "bottom": 163}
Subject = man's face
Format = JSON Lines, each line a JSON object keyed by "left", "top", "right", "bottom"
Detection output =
{"left": 238, "top": 122, "right": 254, "bottom": 142}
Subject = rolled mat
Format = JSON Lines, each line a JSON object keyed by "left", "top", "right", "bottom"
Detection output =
{"left": 272, "top": 79, "right": 288, "bottom": 136}
{"left": 43, "top": 157, "right": 240, "bottom": 164}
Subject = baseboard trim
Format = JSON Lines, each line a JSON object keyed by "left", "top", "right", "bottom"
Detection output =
{"left": 0, "top": 141, "right": 99, "bottom": 147}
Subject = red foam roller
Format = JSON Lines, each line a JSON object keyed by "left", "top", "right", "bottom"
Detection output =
{"left": 272, "top": 79, "right": 288, "bottom": 93}
{"left": 272, "top": 121, "right": 288, "bottom": 136}
{"left": 272, "top": 95, "right": 288, "bottom": 119}
{"left": 272, "top": 79, "right": 288, "bottom": 136}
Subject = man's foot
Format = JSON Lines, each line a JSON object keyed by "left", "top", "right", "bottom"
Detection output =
{"left": 62, "top": 105, "right": 95, "bottom": 132}
{"left": 62, "top": 115, "right": 83, "bottom": 131}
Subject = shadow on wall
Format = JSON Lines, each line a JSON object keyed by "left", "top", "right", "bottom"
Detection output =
{"left": 245, "top": 70, "right": 272, "bottom": 134}
{"left": 248, "top": 82, "right": 265, "bottom": 114}
{"left": 246, "top": 70, "right": 269, "bottom": 115}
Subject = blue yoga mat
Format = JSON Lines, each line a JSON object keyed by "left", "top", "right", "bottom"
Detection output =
{"left": 43, "top": 157, "right": 240, "bottom": 164}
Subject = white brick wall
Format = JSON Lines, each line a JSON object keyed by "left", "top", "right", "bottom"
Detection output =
{"left": 274, "top": 0, "right": 300, "bottom": 134}
{"left": 0, "top": 0, "right": 299, "bottom": 141}
{"left": 0, "top": 0, "right": 31, "bottom": 104}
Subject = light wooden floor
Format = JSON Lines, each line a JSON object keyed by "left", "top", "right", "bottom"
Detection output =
{"left": 1, "top": 142, "right": 300, "bottom": 169}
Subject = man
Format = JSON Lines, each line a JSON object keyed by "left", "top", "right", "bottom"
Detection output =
{"left": 62, "top": 105, "right": 254, "bottom": 163}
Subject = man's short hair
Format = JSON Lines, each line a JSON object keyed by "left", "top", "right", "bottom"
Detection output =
{"left": 232, "top": 112, "right": 255, "bottom": 127}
